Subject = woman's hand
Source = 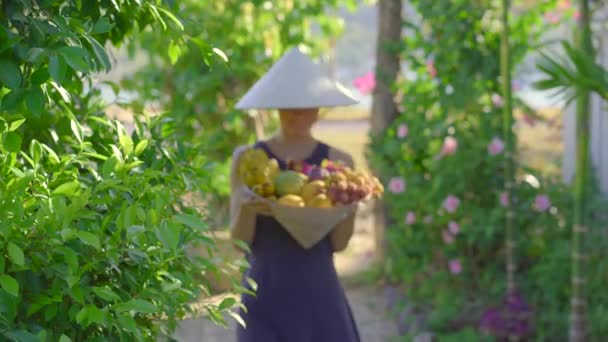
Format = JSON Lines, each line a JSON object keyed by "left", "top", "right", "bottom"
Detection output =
{"left": 240, "top": 191, "right": 273, "bottom": 216}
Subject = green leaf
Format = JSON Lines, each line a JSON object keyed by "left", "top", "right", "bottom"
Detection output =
{"left": 117, "top": 314, "right": 137, "bottom": 333}
{"left": 70, "top": 120, "right": 83, "bottom": 143}
{"left": 0, "top": 59, "right": 22, "bottom": 89}
{"left": 76, "top": 231, "right": 100, "bottom": 250}
{"left": 218, "top": 297, "right": 236, "bottom": 310}
{"left": 168, "top": 41, "right": 181, "bottom": 65}
{"left": 59, "top": 335, "right": 72, "bottom": 342}
{"left": 93, "top": 287, "right": 120, "bottom": 302}
{"left": 53, "top": 181, "right": 80, "bottom": 196}
{"left": 1, "top": 89, "right": 24, "bottom": 111}
{"left": 26, "top": 87, "right": 45, "bottom": 116}
{"left": 8, "top": 243, "right": 25, "bottom": 267}
{"left": 58, "top": 46, "right": 90, "bottom": 73}
{"left": 175, "top": 213, "right": 206, "bottom": 231}
{"left": 156, "top": 222, "right": 180, "bottom": 250}
{"left": 41, "top": 143, "right": 60, "bottom": 164}
{"left": 30, "top": 67, "right": 50, "bottom": 85}
{"left": 115, "top": 299, "right": 156, "bottom": 314}
{"left": 134, "top": 139, "right": 148, "bottom": 155}
{"left": 84, "top": 36, "right": 111, "bottom": 71}
{"left": 156, "top": 7, "right": 184, "bottom": 31}
{"left": 49, "top": 81, "right": 71, "bottom": 103}
{"left": 4, "top": 132, "right": 22, "bottom": 153}
{"left": 4, "top": 330, "right": 39, "bottom": 342}
{"left": 212, "top": 48, "right": 229, "bottom": 63}
{"left": 49, "top": 55, "right": 67, "bottom": 83}
{"left": 0, "top": 274, "right": 19, "bottom": 297}
{"left": 92, "top": 17, "right": 113, "bottom": 34}
{"left": 79, "top": 305, "right": 106, "bottom": 326}
{"left": 26, "top": 48, "right": 46, "bottom": 64}
{"left": 62, "top": 247, "right": 78, "bottom": 273}
{"left": 9, "top": 119, "right": 26, "bottom": 131}
{"left": 119, "top": 135, "right": 133, "bottom": 155}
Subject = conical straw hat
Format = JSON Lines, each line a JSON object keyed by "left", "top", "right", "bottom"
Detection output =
{"left": 235, "top": 47, "right": 358, "bottom": 110}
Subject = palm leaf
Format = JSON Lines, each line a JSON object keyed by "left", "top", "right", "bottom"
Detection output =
{"left": 534, "top": 41, "right": 608, "bottom": 102}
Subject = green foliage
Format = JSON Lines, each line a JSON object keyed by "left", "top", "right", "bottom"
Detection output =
{"left": 370, "top": 0, "right": 608, "bottom": 339}
{"left": 535, "top": 41, "right": 608, "bottom": 103}
{"left": 0, "top": 0, "right": 244, "bottom": 340}
{"left": 120, "top": 0, "right": 353, "bottom": 226}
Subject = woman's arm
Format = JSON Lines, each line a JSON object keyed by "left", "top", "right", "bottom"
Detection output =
{"left": 328, "top": 147, "right": 357, "bottom": 252}
{"left": 229, "top": 145, "right": 257, "bottom": 246}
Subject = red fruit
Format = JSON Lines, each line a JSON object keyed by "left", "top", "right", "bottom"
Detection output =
{"left": 327, "top": 187, "right": 340, "bottom": 203}
{"left": 339, "top": 191, "right": 351, "bottom": 204}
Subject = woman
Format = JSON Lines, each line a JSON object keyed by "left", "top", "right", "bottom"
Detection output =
{"left": 229, "top": 47, "right": 361, "bottom": 342}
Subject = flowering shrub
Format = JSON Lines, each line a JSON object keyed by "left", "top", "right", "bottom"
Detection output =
{"left": 369, "top": 0, "right": 608, "bottom": 339}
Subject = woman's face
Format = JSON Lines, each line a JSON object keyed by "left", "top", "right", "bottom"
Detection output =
{"left": 278, "top": 108, "right": 319, "bottom": 137}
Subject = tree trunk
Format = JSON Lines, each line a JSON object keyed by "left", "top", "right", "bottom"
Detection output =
{"left": 570, "top": 0, "right": 592, "bottom": 341}
{"left": 370, "top": 0, "right": 402, "bottom": 262}
{"left": 371, "top": 0, "right": 402, "bottom": 136}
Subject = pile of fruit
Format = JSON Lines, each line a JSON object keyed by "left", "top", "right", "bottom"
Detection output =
{"left": 238, "top": 147, "right": 384, "bottom": 208}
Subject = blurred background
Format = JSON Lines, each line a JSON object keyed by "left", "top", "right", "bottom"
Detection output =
{"left": 2, "top": 0, "right": 607, "bottom": 341}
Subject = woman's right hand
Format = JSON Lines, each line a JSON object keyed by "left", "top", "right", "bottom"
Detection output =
{"left": 240, "top": 190, "right": 273, "bottom": 216}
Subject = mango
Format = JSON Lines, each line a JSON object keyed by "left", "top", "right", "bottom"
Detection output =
{"left": 274, "top": 170, "right": 308, "bottom": 196}
{"left": 300, "top": 180, "right": 327, "bottom": 202}
{"left": 308, "top": 194, "right": 333, "bottom": 208}
{"left": 278, "top": 194, "right": 305, "bottom": 207}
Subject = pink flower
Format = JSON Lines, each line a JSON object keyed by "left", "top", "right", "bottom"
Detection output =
{"left": 405, "top": 211, "right": 416, "bottom": 225}
{"left": 426, "top": 60, "right": 437, "bottom": 78}
{"left": 544, "top": 11, "right": 561, "bottom": 24}
{"left": 443, "top": 195, "right": 460, "bottom": 213}
{"left": 449, "top": 259, "right": 462, "bottom": 275}
{"left": 522, "top": 113, "right": 536, "bottom": 127}
{"left": 397, "top": 124, "right": 409, "bottom": 138}
{"left": 534, "top": 194, "right": 551, "bottom": 212}
{"left": 442, "top": 230, "right": 454, "bottom": 244}
{"left": 558, "top": 0, "right": 571, "bottom": 10}
{"left": 440, "top": 136, "right": 458, "bottom": 156}
{"left": 500, "top": 191, "right": 509, "bottom": 207}
{"left": 491, "top": 93, "right": 503, "bottom": 107}
{"left": 488, "top": 137, "right": 505, "bottom": 156}
{"left": 353, "top": 71, "right": 376, "bottom": 95}
{"left": 448, "top": 221, "right": 460, "bottom": 235}
{"left": 388, "top": 177, "right": 406, "bottom": 194}
{"left": 573, "top": 10, "right": 581, "bottom": 20}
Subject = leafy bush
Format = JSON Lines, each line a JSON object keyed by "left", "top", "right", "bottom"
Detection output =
{"left": 370, "top": 0, "right": 608, "bottom": 339}
{"left": 0, "top": 1, "right": 242, "bottom": 340}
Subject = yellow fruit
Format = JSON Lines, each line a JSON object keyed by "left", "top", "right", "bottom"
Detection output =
{"left": 251, "top": 184, "right": 265, "bottom": 197}
{"left": 278, "top": 194, "right": 305, "bottom": 207}
{"left": 300, "top": 180, "right": 326, "bottom": 202}
{"left": 308, "top": 193, "right": 333, "bottom": 208}
{"left": 266, "top": 159, "right": 280, "bottom": 179}
{"left": 261, "top": 182, "right": 275, "bottom": 197}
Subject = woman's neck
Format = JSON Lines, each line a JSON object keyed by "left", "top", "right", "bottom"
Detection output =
{"left": 275, "top": 131, "right": 315, "bottom": 145}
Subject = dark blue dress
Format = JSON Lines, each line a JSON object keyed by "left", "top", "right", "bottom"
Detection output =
{"left": 236, "top": 141, "right": 361, "bottom": 342}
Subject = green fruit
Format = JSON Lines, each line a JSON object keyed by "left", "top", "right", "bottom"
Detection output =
{"left": 274, "top": 170, "right": 308, "bottom": 196}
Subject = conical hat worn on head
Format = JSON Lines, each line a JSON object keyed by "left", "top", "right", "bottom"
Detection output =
{"left": 235, "top": 47, "right": 358, "bottom": 110}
